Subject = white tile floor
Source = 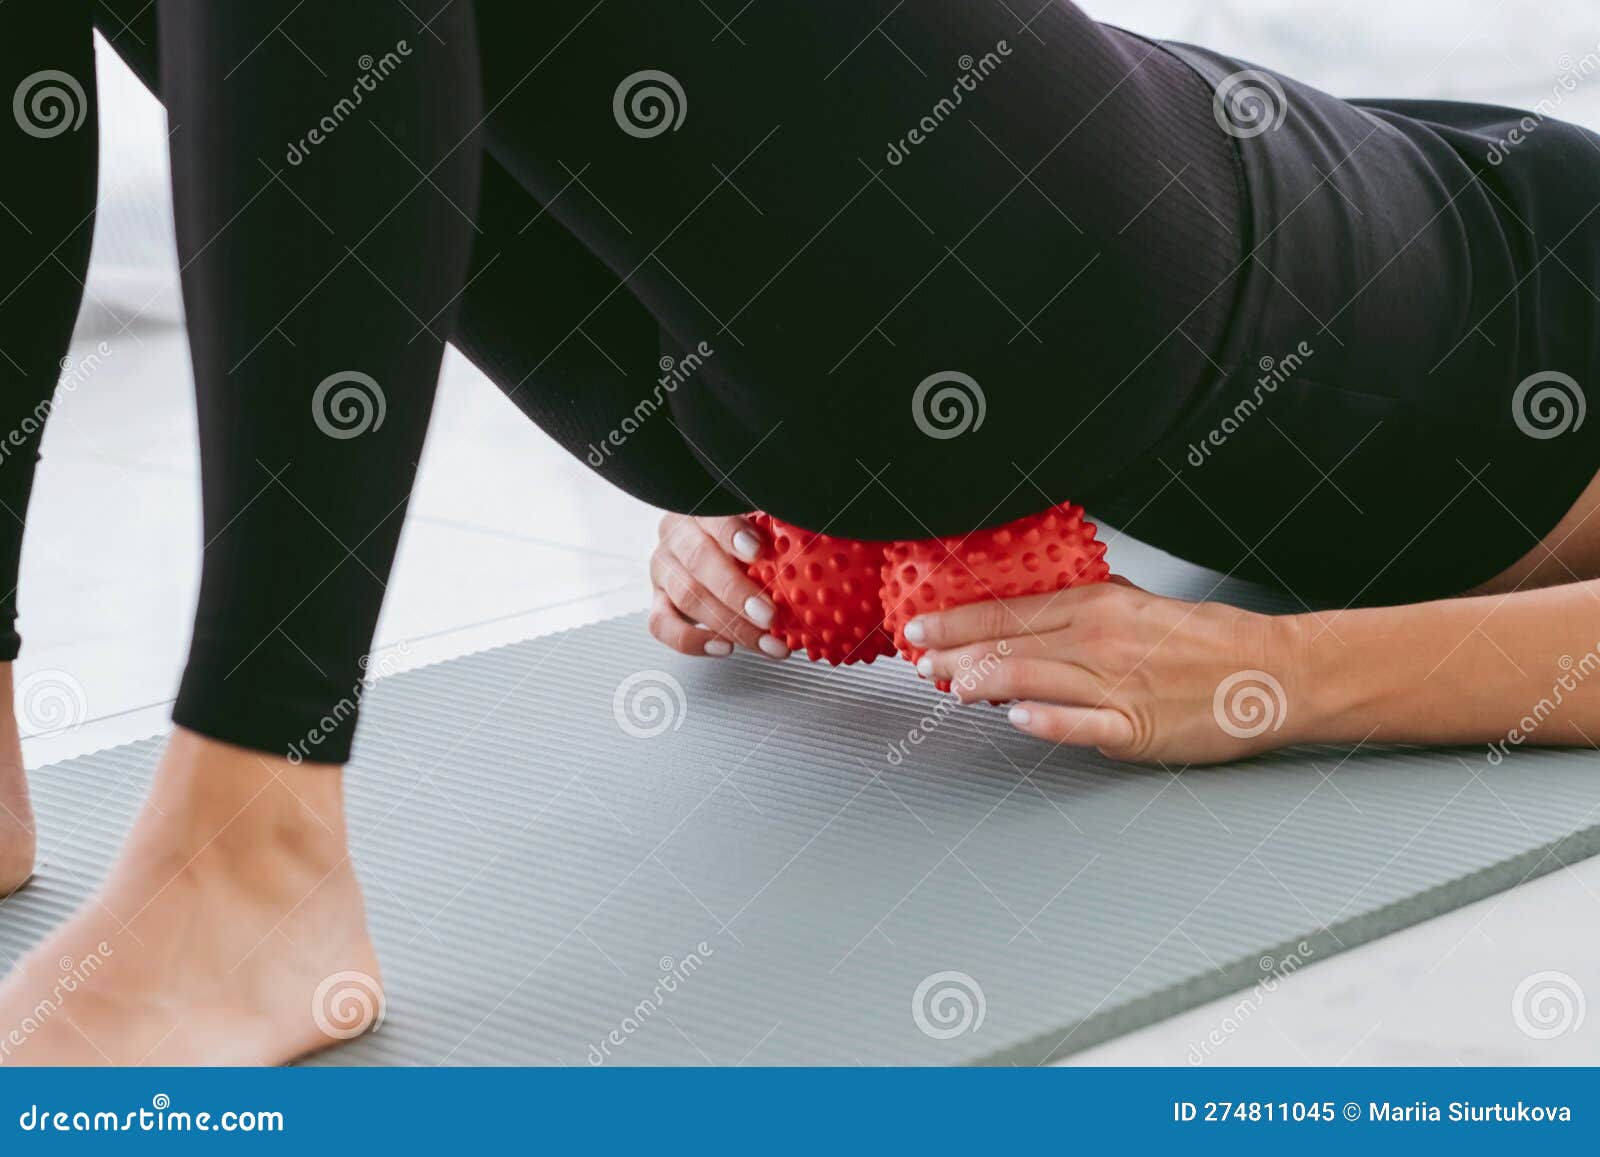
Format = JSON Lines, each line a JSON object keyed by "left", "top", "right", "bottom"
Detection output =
{"left": 11, "top": 9, "right": 1600, "bottom": 1065}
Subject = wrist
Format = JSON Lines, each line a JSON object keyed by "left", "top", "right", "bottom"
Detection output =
{"left": 1272, "top": 608, "right": 1384, "bottom": 746}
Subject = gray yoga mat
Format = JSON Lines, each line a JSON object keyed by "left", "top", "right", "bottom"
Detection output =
{"left": 4, "top": 535, "right": 1600, "bottom": 1065}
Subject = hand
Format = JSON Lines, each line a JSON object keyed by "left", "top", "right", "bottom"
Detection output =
{"left": 648, "top": 513, "right": 790, "bottom": 660}
{"left": 911, "top": 580, "right": 1304, "bottom": 764}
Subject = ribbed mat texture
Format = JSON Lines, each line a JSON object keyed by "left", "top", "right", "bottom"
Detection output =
{"left": 4, "top": 538, "right": 1600, "bottom": 1065}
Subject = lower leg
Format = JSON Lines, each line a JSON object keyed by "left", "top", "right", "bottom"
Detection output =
{"left": 0, "top": 0, "right": 481, "bottom": 1065}
{"left": 0, "top": 0, "right": 99, "bottom": 894}
{"left": 0, "top": 665, "right": 34, "bottom": 895}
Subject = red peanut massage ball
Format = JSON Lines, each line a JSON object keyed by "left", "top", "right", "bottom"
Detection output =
{"left": 881, "top": 502, "right": 1110, "bottom": 691}
{"left": 745, "top": 502, "right": 1109, "bottom": 683}
{"left": 746, "top": 512, "right": 897, "bottom": 665}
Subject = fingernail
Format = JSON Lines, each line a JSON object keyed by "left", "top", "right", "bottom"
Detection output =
{"left": 732, "top": 530, "right": 761, "bottom": 563}
{"left": 704, "top": 640, "right": 733, "bottom": 657}
{"left": 744, "top": 595, "right": 776, "bottom": 628}
{"left": 916, "top": 656, "right": 934, "bottom": 678}
{"left": 904, "top": 618, "right": 927, "bottom": 645}
{"left": 758, "top": 635, "right": 790, "bottom": 660}
{"left": 1008, "top": 706, "right": 1032, "bottom": 728}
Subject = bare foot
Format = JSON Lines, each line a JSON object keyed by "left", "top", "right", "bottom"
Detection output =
{"left": 0, "top": 728, "right": 382, "bottom": 1065}
{"left": 0, "top": 664, "right": 37, "bottom": 896}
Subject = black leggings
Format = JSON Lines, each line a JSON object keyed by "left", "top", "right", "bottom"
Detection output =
{"left": 4, "top": 1, "right": 1599, "bottom": 762}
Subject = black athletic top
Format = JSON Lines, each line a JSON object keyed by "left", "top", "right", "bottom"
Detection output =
{"left": 4, "top": 1, "right": 1598, "bottom": 766}
{"left": 1086, "top": 41, "right": 1600, "bottom": 606}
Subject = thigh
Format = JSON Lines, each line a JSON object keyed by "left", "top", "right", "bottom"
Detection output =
{"left": 474, "top": 0, "right": 1244, "bottom": 536}
{"left": 456, "top": 161, "right": 748, "bottom": 514}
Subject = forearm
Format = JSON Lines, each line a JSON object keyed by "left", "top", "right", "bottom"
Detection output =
{"left": 1290, "top": 582, "right": 1600, "bottom": 750}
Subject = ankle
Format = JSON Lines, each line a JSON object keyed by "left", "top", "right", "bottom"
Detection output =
{"left": 0, "top": 663, "right": 23, "bottom": 765}
{"left": 0, "top": 663, "right": 36, "bottom": 891}
{"left": 132, "top": 728, "right": 350, "bottom": 880}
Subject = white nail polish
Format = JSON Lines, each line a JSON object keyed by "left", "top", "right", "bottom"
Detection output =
{"left": 904, "top": 618, "right": 927, "bottom": 645}
{"left": 732, "top": 530, "right": 761, "bottom": 563}
{"left": 758, "top": 635, "right": 790, "bottom": 660}
{"left": 744, "top": 596, "right": 775, "bottom": 628}
{"left": 916, "top": 656, "right": 934, "bottom": 678}
{"left": 704, "top": 640, "right": 734, "bottom": 657}
{"left": 1009, "top": 706, "right": 1032, "bottom": 727}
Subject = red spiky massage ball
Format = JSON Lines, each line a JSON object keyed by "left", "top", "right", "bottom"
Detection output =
{"left": 880, "top": 502, "right": 1109, "bottom": 690}
{"left": 746, "top": 512, "right": 896, "bottom": 665}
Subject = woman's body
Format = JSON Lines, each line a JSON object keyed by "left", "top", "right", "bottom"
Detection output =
{"left": 1, "top": 0, "right": 1599, "bottom": 1064}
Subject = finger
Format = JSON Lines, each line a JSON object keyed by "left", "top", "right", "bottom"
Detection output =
{"left": 699, "top": 514, "right": 766, "bottom": 564}
{"left": 650, "top": 551, "right": 772, "bottom": 652}
{"left": 664, "top": 518, "right": 777, "bottom": 632}
{"left": 906, "top": 583, "right": 1113, "bottom": 650}
{"left": 647, "top": 590, "right": 730, "bottom": 657}
{"left": 1007, "top": 702, "right": 1135, "bottom": 754}
{"left": 655, "top": 550, "right": 789, "bottom": 658}
{"left": 917, "top": 632, "right": 1057, "bottom": 680}
{"left": 929, "top": 651, "right": 1102, "bottom": 707}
